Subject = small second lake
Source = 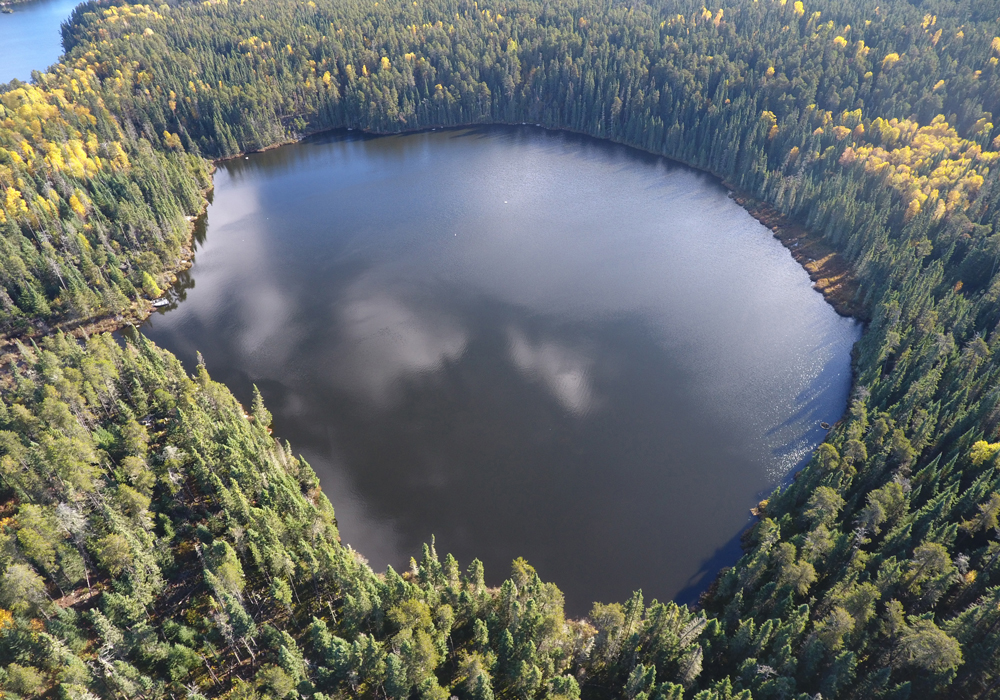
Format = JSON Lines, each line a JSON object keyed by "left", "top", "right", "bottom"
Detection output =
{"left": 142, "top": 126, "right": 861, "bottom": 614}
{"left": 0, "top": 0, "right": 79, "bottom": 84}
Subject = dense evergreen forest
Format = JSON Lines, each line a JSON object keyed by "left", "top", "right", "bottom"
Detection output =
{"left": 4, "top": 0, "right": 1000, "bottom": 697}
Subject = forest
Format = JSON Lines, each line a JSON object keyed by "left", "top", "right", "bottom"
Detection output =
{"left": 3, "top": 0, "right": 1000, "bottom": 697}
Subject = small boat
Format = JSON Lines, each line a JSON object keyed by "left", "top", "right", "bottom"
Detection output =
{"left": 820, "top": 421, "right": 831, "bottom": 430}
{"left": 151, "top": 298, "right": 170, "bottom": 308}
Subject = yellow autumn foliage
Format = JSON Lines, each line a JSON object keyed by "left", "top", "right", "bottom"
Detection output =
{"left": 69, "top": 195, "right": 87, "bottom": 217}
{"left": 4, "top": 187, "right": 28, "bottom": 217}
{"left": 0, "top": 82, "right": 122, "bottom": 185}
{"left": 0, "top": 44, "right": 140, "bottom": 232}
{"left": 834, "top": 114, "right": 997, "bottom": 218}
{"left": 971, "top": 441, "right": 1000, "bottom": 466}
{"left": 832, "top": 125, "right": 851, "bottom": 140}
{"left": 163, "top": 131, "right": 183, "bottom": 149}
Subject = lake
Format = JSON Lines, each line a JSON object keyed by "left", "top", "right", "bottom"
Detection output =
{"left": 0, "top": 0, "right": 79, "bottom": 84}
{"left": 141, "top": 126, "right": 861, "bottom": 614}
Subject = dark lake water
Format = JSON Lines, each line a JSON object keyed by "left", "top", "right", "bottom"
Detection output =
{"left": 141, "top": 126, "right": 861, "bottom": 613}
{"left": 0, "top": 0, "right": 78, "bottom": 84}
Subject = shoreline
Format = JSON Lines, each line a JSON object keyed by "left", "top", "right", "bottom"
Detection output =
{"left": 217, "top": 121, "right": 868, "bottom": 329}
{"left": 225, "top": 121, "right": 867, "bottom": 323}
{"left": 0, "top": 121, "right": 868, "bottom": 611}
{"left": 0, "top": 120, "right": 866, "bottom": 433}
{"left": 726, "top": 188, "right": 865, "bottom": 320}
{"left": 0, "top": 178, "right": 213, "bottom": 354}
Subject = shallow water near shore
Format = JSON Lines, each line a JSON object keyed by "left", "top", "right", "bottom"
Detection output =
{"left": 141, "top": 126, "right": 860, "bottom": 614}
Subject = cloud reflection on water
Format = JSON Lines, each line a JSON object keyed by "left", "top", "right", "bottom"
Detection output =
{"left": 332, "top": 278, "right": 468, "bottom": 406}
{"left": 507, "top": 327, "right": 597, "bottom": 416}
{"left": 142, "top": 126, "right": 862, "bottom": 614}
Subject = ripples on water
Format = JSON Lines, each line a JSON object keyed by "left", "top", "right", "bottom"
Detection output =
{"left": 142, "top": 126, "right": 861, "bottom": 613}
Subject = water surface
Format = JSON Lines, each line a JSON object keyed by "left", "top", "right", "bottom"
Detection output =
{"left": 142, "top": 127, "right": 860, "bottom": 613}
{"left": 0, "top": 0, "right": 78, "bottom": 83}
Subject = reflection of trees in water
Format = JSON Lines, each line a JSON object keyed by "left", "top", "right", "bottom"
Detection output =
{"left": 167, "top": 267, "right": 196, "bottom": 307}
{"left": 269, "top": 296, "right": 769, "bottom": 611}
{"left": 152, "top": 210, "right": 207, "bottom": 311}
{"left": 192, "top": 205, "right": 210, "bottom": 247}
